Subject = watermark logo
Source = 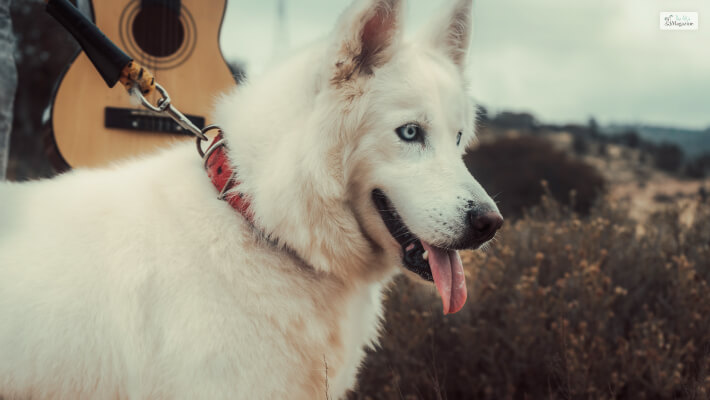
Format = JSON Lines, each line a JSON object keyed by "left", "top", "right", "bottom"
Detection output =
{"left": 660, "top": 12, "right": 698, "bottom": 31}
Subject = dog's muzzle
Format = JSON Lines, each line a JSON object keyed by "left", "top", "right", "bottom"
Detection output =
{"left": 372, "top": 189, "right": 433, "bottom": 281}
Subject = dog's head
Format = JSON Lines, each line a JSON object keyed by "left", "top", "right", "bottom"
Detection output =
{"left": 327, "top": 0, "right": 503, "bottom": 314}
{"left": 219, "top": 0, "right": 502, "bottom": 315}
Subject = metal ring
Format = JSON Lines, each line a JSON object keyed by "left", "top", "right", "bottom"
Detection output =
{"left": 195, "top": 124, "right": 222, "bottom": 158}
{"left": 217, "top": 170, "right": 238, "bottom": 200}
{"left": 201, "top": 124, "right": 222, "bottom": 135}
{"left": 195, "top": 125, "right": 222, "bottom": 158}
{"left": 196, "top": 136, "right": 206, "bottom": 158}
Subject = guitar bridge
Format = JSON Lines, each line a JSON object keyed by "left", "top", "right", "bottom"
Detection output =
{"left": 105, "top": 107, "right": 205, "bottom": 135}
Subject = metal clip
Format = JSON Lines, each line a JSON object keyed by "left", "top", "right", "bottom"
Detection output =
{"left": 135, "top": 83, "right": 207, "bottom": 141}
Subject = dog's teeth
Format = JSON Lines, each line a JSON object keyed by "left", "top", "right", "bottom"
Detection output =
{"left": 422, "top": 251, "right": 429, "bottom": 260}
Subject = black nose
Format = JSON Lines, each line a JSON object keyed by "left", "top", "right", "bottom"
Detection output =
{"left": 469, "top": 210, "right": 504, "bottom": 243}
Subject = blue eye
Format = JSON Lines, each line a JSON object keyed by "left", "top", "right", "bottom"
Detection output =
{"left": 396, "top": 124, "right": 422, "bottom": 142}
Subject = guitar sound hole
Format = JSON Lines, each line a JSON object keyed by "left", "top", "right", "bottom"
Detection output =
{"left": 132, "top": 5, "right": 184, "bottom": 57}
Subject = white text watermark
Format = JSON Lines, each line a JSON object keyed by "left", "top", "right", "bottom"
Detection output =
{"left": 660, "top": 12, "right": 698, "bottom": 31}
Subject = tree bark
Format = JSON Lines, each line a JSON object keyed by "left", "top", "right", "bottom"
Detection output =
{"left": 0, "top": 0, "right": 16, "bottom": 181}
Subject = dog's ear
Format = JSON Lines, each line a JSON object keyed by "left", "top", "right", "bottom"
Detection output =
{"left": 421, "top": 0, "right": 472, "bottom": 71}
{"left": 330, "top": 0, "right": 403, "bottom": 83}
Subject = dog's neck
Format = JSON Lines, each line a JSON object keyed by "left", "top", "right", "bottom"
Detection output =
{"left": 213, "top": 45, "right": 394, "bottom": 285}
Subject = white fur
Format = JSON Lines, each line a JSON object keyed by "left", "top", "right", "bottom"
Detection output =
{"left": 0, "top": 0, "right": 497, "bottom": 398}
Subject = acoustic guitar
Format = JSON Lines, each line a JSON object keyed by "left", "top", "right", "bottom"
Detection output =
{"left": 51, "top": 0, "right": 235, "bottom": 169}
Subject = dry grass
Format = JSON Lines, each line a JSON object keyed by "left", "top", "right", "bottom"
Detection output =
{"left": 351, "top": 189, "right": 710, "bottom": 400}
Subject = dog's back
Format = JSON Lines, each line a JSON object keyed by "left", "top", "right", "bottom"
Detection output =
{"left": 0, "top": 0, "right": 496, "bottom": 398}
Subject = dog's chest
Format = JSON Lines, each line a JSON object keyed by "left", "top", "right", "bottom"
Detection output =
{"left": 327, "top": 282, "right": 386, "bottom": 397}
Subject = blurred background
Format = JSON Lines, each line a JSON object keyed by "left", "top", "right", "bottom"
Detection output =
{"left": 2, "top": 0, "right": 710, "bottom": 398}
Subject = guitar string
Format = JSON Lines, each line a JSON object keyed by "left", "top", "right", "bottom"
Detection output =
{"left": 152, "top": 0, "right": 158, "bottom": 134}
{"left": 157, "top": 1, "right": 162, "bottom": 133}
{"left": 146, "top": 1, "right": 154, "bottom": 134}
{"left": 153, "top": 1, "right": 160, "bottom": 134}
{"left": 158, "top": 0, "right": 171, "bottom": 132}
{"left": 161, "top": 0, "right": 174, "bottom": 134}
{"left": 138, "top": 1, "right": 182, "bottom": 134}
{"left": 167, "top": 0, "right": 173, "bottom": 134}
{"left": 166, "top": 0, "right": 176, "bottom": 135}
{"left": 156, "top": 1, "right": 159, "bottom": 134}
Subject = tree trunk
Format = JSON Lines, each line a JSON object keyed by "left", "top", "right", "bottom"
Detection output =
{"left": 0, "top": 0, "right": 16, "bottom": 181}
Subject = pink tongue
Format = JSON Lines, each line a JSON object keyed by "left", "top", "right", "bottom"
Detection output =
{"left": 420, "top": 242, "right": 467, "bottom": 315}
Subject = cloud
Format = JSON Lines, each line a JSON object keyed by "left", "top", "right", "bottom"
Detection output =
{"left": 468, "top": 0, "right": 710, "bottom": 128}
{"left": 219, "top": 0, "right": 710, "bottom": 129}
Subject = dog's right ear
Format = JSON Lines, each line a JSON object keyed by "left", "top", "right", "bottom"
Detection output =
{"left": 330, "top": 0, "right": 403, "bottom": 84}
{"left": 420, "top": 0, "right": 472, "bottom": 72}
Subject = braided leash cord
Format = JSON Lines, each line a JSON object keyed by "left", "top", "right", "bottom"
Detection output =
{"left": 119, "top": 61, "right": 156, "bottom": 96}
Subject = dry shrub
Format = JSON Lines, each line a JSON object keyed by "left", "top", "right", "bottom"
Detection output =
{"left": 464, "top": 136, "right": 606, "bottom": 218}
{"left": 352, "top": 192, "right": 710, "bottom": 400}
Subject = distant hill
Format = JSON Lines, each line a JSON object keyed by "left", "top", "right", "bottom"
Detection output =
{"left": 604, "top": 124, "right": 710, "bottom": 158}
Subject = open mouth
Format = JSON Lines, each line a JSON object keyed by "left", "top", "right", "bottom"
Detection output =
{"left": 372, "top": 189, "right": 467, "bottom": 314}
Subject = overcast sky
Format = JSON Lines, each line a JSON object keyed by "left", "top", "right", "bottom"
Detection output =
{"left": 220, "top": 0, "right": 710, "bottom": 130}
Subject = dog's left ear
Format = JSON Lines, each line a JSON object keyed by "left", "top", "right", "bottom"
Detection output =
{"left": 421, "top": 0, "right": 473, "bottom": 71}
{"left": 330, "top": 0, "right": 403, "bottom": 83}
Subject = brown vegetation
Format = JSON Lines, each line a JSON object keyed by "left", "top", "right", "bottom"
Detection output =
{"left": 465, "top": 136, "right": 606, "bottom": 218}
{"left": 353, "top": 191, "right": 710, "bottom": 400}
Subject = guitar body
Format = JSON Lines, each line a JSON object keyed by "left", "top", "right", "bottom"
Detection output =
{"left": 51, "top": 0, "right": 235, "bottom": 168}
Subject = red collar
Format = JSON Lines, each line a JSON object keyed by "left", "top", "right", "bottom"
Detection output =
{"left": 202, "top": 131, "right": 315, "bottom": 271}
{"left": 203, "top": 132, "right": 254, "bottom": 224}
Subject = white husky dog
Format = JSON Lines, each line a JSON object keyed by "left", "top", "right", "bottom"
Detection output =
{"left": 0, "top": 0, "right": 502, "bottom": 398}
